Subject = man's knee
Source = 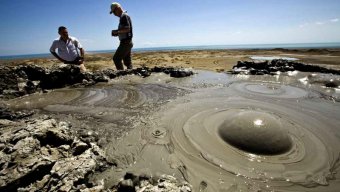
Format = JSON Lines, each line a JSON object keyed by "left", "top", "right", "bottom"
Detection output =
{"left": 113, "top": 54, "right": 121, "bottom": 62}
{"left": 113, "top": 54, "right": 123, "bottom": 63}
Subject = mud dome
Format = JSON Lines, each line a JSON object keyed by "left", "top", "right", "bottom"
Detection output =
{"left": 4, "top": 69, "right": 340, "bottom": 191}
{"left": 218, "top": 110, "right": 293, "bottom": 155}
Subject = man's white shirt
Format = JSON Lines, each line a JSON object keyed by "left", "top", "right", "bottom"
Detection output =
{"left": 50, "top": 36, "right": 82, "bottom": 61}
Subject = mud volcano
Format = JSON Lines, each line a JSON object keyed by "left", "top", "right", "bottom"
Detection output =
{"left": 218, "top": 110, "right": 292, "bottom": 155}
{"left": 3, "top": 68, "right": 340, "bottom": 192}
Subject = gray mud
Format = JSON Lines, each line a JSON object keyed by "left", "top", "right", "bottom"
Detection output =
{"left": 4, "top": 70, "right": 340, "bottom": 191}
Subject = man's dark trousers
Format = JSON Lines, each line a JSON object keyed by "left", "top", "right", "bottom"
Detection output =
{"left": 113, "top": 40, "right": 133, "bottom": 70}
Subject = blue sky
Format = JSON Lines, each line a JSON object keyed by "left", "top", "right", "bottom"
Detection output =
{"left": 0, "top": 0, "right": 339, "bottom": 56}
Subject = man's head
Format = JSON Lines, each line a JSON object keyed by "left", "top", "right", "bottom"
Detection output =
{"left": 110, "top": 2, "right": 123, "bottom": 17}
{"left": 58, "top": 26, "right": 69, "bottom": 40}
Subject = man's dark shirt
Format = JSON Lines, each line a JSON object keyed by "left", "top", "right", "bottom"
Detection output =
{"left": 118, "top": 12, "right": 133, "bottom": 41}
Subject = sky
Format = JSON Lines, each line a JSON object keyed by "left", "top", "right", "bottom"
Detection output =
{"left": 0, "top": 0, "right": 340, "bottom": 56}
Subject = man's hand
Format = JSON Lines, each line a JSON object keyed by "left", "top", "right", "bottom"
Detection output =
{"left": 112, "top": 30, "right": 118, "bottom": 36}
{"left": 51, "top": 51, "right": 66, "bottom": 63}
{"left": 78, "top": 59, "right": 84, "bottom": 64}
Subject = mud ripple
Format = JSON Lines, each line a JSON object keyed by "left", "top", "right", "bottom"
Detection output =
{"left": 7, "top": 83, "right": 187, "bottom": 110}
{"left": 6, "top": 83, "right": 188, "bottom": 146}
{"left": 231, "top": 81, "right": 312, "bottom": 99}
{"left": 162, "top": 96, "right": 340, "bottom": 191}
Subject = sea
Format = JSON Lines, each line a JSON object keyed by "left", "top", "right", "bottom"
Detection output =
{"left": 1, "top": 42, "right": 340, "bottom": 60}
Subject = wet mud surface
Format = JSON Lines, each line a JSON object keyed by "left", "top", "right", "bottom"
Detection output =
{"left": 2, "top": 65, "right": 340, "bottom": 191}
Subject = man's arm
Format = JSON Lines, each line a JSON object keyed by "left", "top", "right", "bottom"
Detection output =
{"left": 72, "top": 38, "right": 85, "bottom": 64}
{"left": 50, "top": 41, "right": 66, "bottom": 63}
{"left": 79, "top": 48, "right": 85, "bottom": 58}
{"left": 50, "top": 51, "right": 66, "bottom": 63}
{"left": 117, "top": 27, "right": 131, "bottom": 34}
{"left": 77, "top": 48, "right": 85, "bottom": 64}
{"left": 112, "top": 15, "right": 131, "bottom": 36}
{"left": 112, "top": 27, "right": 130, "bottom": 36}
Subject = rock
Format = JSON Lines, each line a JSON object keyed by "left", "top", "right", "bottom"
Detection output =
{"left": 15, "top": 65, "right": 45, "bottom": 81}
{"left": 118, "top": 179, "right": 135, "bottom": 192}
{"left": 116, "top": 173, "right": 192, "bottom": 192}
{"left": 0, "top": 118, "right": 109, "bottom": 192}
{"left": 93, "top": 72, "right": 110, "bottom": 82}
{"left": 72, "top": 140, "right": 90, "bottom": 156}
{"left": 151, "top": 66, "right": 164, "bottom": 73}
{"left": 0, "top": 66, "right": 20, "bottom": 95}
{"left": 134, "top": 68, "right": 151, "bottom": 78}
{"left": 0, "top": 107, "right": 34, "bottom": 120}
{"left": 24, "top": 80, "right": 38, "bottom": 94}
{"left": 230, "top": 59, "right": 340, "bottom": 76}
{"left": 0, "top": 65, "right": 194, "bottom": 99}
{"left": 325, "top": 81, "right": 339, "bottom": 88}
{"left": 170, "top": 69, "right": 194, "bottom": 78}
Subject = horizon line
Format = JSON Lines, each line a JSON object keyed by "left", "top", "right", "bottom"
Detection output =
{"left": 1, "top": 42, "right": 340, "bottom": 58}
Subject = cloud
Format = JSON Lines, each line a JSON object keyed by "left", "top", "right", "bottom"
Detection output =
{"left": 299, "top": 23, "right": 309, "bottom": 28}
{"left": 330, "top": 18, "right": 339, "bottom": 23}
{"left": 300, "top": 18, "right": 339, "bottom": 28}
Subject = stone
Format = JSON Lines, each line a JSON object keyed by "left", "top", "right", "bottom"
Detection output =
{"left": 0, "top": 117, "right": 109, "bottom": 192}
{"left": 230, "top": 59, "right": 340, "bottom": 76}
{"left": 0, "top": 65, "right": 194, "bottom": 99}
{"left": 117, "top": 179, "right": 135, "bottom": 192}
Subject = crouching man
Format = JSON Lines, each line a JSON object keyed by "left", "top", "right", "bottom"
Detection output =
{"left": 50, "top": 26, "right": 86, "bottom": 72}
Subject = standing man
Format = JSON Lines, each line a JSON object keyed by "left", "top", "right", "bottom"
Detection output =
{"left": 50, "top": 26, "right": 86, "bottom": 72}
{"left": 110, "top": 2, "right": 133, "bottom": 70}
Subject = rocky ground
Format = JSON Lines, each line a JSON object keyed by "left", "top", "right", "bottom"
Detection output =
{"left": 230, "top": 59, "right": 340, "bottom": 75}
{"left": 0, "top": 64, "right": 193, "bottom": 99}
{"left": 0, "top": 63, "right": 194, "bottom": 191}
{"left": 229, "top": 59, "right": 340, "bottom": 88}
{"left": 1, "top": 57, "right": 340, "bottom": 100}
{"left": 2, "top": 48, "right": 340, "bottom": 72}
{"left": 0, "top": 114, "right": 109, "bottom": 191}
{"left": 0, "top": 108, "right": 192, "bottom": 192}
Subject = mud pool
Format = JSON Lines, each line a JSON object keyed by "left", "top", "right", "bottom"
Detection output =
{"left": 5, "top": 70, "right": 340, "bottom": 191}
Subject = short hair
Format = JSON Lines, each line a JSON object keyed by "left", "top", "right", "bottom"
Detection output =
{"left": 58, "top": 26, "right": 67, "bottom": 33}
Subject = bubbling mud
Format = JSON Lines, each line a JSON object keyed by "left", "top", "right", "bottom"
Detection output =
{"left": 218, "top": 110, "right": 292, "bottom": 155}
{"left": 162, "top": 92, "right": 340, "bottom": 191}
{"left": 231, "top": 82, "right": 311, "bottom": 99}
{"left": 5, "top": 71, "right": 340, "bottom": 192}
{"left": 7, "top": 83, "right": 187, "bottom": 110}
{"left": 6, "top": 81, "right": 189, "bottom": 144}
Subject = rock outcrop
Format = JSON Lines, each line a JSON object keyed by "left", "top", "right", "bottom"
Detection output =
{"left": 230, "top": 59, "right": 340, "bottom": 75}
{"left": 0, "top": 117, "right": 109, "bottom": 192}
{"left": 0, "top": 106, "right": 34, "bottom": 120}
{"left": 0, "top": 111, "right": 193, "bottom": 192}
{"left": 116, "top": 172, "right": 192, "bottom": 192}
{"left": 0, "top": 65, "right": 194, "bottom": 99}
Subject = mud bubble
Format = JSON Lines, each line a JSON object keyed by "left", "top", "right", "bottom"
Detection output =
{"left": 218, "top": 110, "right": 292, "bottom": 155}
